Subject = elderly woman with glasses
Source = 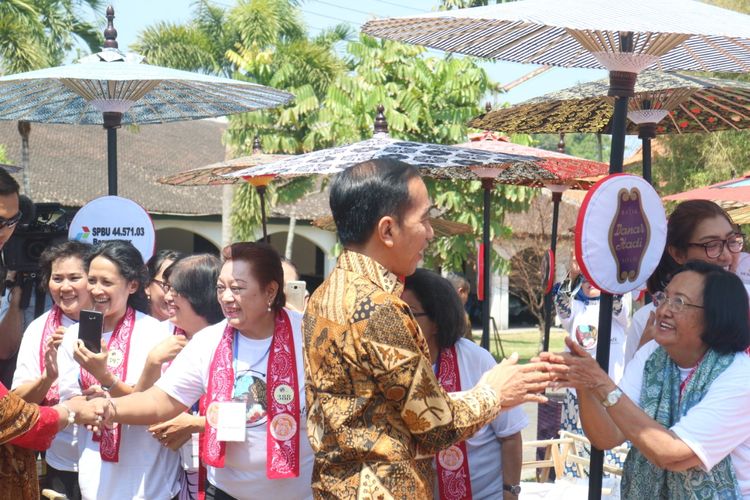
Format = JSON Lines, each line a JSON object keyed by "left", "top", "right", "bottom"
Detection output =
{"left": 543, "top": 261, "right": 750, "bottom": 498}
{"left": 624, "top": 200, "right": 745, "bottom": 365}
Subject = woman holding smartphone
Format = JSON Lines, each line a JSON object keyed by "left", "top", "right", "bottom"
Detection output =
{"left": 12, "top": 240, "right": 92, "bottom": 499}
{"left": 58, "top": 240, "right": 179, "bottom": 500}
{"left": 89, "top": 242, "right": 314, "bottom": 500}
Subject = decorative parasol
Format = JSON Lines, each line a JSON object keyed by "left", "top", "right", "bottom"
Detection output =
{"left": 226, "top": 106, "right": 555, "bottom": 347}
{"left": 456, "top": 130, "right": 608, "bottom": 351}
{"left": 470, "top": 71, "right": 750, "bottom": 183}
{"left": 663, "top": 174, "right": 750, "bottom": 205}
{"left": 0, "top": 6, "right": 292, "bottom": 196}
{"left": 158, "top": 138, "right": 290, "bottom": 241}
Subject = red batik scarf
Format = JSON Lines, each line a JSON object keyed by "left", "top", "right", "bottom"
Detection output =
{"left": 39, "top": 305, "right": 63, "bottom": 406}
{"left": 436, "top": 345, "right": 473, "bottom": 500}
{"left": 79, "top": 306, "right": 136, "bottom": 462}
{"left": 201, "top": 309, "right": 300, "bottom": 479}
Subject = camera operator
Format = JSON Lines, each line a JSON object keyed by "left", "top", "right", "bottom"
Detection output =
{"left": 0, "top": 168, "right": 23, "bottom": 387}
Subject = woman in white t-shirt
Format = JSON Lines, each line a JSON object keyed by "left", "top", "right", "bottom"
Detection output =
{"left": 545, "top": 261, "right": 750, "bottom": 498}
{"left": 403, "top": 269, "right": 528, "bottom": 500}
{"left": 145, "top": 250, "right": 185, "bottom": 322}
{"left": 12, "top": 240, "right": 92, "bottom": 499}
{"left": 58, "top": 240, "right": 178, "bottom": 499}
{"left": 625, "top": 200, "right": 743, "bottom": 366}
{"left": 135, "top": 254, "right": 224, "bottom": 500}
{"left": 88, "top": 242, "right": 314, "bottom": 500}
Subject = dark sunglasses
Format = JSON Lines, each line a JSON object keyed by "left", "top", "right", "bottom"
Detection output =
{"left": 0, "top": 211, "right": 22, "bottom": 230}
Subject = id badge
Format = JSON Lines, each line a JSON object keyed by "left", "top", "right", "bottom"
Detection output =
{"left": 215, "top": 402, "right": 246, "bottom": 442}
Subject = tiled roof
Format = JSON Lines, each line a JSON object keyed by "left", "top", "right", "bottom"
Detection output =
{"left": 0, "top": 119, "right": 227, "bottom": 215}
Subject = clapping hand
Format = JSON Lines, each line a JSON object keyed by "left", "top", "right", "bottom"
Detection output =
{"left": 147, "top": 335, "right": 188, "bottom": 366}
{"left": 42, "top": 328, "right": 65, "bottom": 381}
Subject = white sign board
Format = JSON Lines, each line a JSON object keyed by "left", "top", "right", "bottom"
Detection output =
{"left": 575, "top": 174, "right": 667, "bottom": 295}
{"left": 69, "top": 196, "right": 156, "bottom": 262}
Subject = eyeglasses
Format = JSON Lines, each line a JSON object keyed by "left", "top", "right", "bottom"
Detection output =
{"left": 652, "top": 291, "right": 704, "bottom": 313}
{"left": 0, "top": 211, "right": 22, "bottom": 230}
{"left": 687, "top": 234, "right": 744, "bottom": 259}
{"left": 153, "top": 279, "right": 176, "bottom": 295}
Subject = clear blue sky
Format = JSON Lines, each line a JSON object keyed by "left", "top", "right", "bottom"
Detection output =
{"left": 106, "top": 0, "right": 608, "bottom": 105}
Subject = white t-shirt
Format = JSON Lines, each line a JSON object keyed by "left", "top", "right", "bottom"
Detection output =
{"left": 623, "top": 302, "right": 655, "bottom": 367}
{"left": 156, "top": 312, "right": 314, "bottom": 500}
{"left": 560, "top": 296, "right": 630, "bottom": 382}
{"left": 432, "top": 338, "right": 528, "bottom": 500}
{"left": 620, "top": 340, "right": 750, "bottom": 497}
{"left": 58, "top": 310, "right": 180, "bottom": 500}
{"left": 12, "top": 309, "right": 78, "bottom": 471}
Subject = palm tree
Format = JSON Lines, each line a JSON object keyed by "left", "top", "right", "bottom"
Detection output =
{"left": 133, "top": 0, "right": 349, "bottom": 242}
{"left": 0, "top": 0, "right": 102, "bottom": 196}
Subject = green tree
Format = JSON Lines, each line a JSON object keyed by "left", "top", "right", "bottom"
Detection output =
{"left": 306, "top": 35, "right": 532, "bottom": 272}
{"left": 0, "top": 0, "right": 101, "bottom": 73}
{"left": 133, "top": 0, "right": 349, "bottom": 241}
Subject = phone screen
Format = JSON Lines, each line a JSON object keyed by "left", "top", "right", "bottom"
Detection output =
{"left": 78, "top": 309, "right": 104, "bottom": 353}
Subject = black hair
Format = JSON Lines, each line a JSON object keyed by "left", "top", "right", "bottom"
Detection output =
{"left": 647, "top": 200, "right": 734, "bottom": 294}
{"left": 86, "top": 240, "right": 150, "bottom": 314}
{"left": 674, "top": 260, "right": 750, "bottom": 354}
{"left": 39, "top": 240, "right": 92, "bottom": 292}
{"left": 146, "top": 249, "right": 186, "bottom": 281}
{"left": 163, "top": 254, "right": 223, "bottom": 324}
{"left": 222, "top": 242, "right": 286, "bottom": 312}
{"left": 329, "top": 158, "right": 421, "bottom": 246}
{"left": 404, "top": 268, "right": 465, "bottom": 349}
{"left": 0, "top": 168, "right": 19, "bottom": 196}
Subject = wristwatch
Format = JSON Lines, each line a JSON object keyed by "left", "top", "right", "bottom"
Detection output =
{"left": 503, "top": 483, "right": 521, "bottom": 495}
{"left": 601, "top": 386, "right": 624, "bottom": 408}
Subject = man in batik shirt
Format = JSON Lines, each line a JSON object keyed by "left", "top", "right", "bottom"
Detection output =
{"left": 303, "top": 158, "right": 551, "bottom": 499}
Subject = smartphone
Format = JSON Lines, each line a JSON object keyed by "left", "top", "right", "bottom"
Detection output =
{"left": 284, "top": 280, "right": 307, "bottom": 312}
{"left": 78, "top": 309, "right": 104, "bottom": 353}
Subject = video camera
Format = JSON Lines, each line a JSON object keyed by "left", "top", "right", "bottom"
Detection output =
{"left": 1, "top": 195, "right": 71, "bottom": 312}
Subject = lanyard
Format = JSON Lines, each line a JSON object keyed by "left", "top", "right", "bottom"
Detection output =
{"left": 679, "top": 354, "right": 704, "bottom": 401}
{"left": 232, "top": 330, "right": 271, "bottom": 383}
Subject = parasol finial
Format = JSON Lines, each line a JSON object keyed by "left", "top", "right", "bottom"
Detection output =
{"left": 485, "top": 102, "right": 492, "bottom": 113}
{"left": 103, "top": 6, "right": 118, "bottom": 49}
{"left": 374, "top": 104, "right": 388, "bottom": 135}
{"left": 252, "top": 135, "right": 262, "bottom": 154}
{"left": 557, "top": 132, "right": 565, "bottom": 154}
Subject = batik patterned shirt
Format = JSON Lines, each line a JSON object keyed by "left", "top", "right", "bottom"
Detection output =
{"left": 302, "top": 250, "right": 500, "bottom": 499}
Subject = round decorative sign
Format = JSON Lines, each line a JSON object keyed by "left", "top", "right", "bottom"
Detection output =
{"left": 575, "top": 174, "right": 666, "bottom": 295}
{"left": 541, "top": 249, "right": 555, "bottom": 295}
{"left": 69, "top": 196, "right": 156, "bottom": 262}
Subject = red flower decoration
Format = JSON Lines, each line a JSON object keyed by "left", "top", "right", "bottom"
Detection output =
{"left": 690, "top": 107, "right": 701, "bottom": 114}
{"left": 707, "top": 117, "right": 717, "bottom": 123}
{"left": 679, "top": 121, "right": 689, "bottom": 128}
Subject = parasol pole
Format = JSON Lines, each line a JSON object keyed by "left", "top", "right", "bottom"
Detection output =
{"left": 542, "top": 186, "right": 566, "bottom": 351}
{"left": 633, "top": 119, "right": 658, "bottom": 185}
{"left": 104, "top": 112, "right": 121, "bottom": 196}
{"left": 589, "top": 31, "right": 637, "bottom": 500}
{"left": 480, "top": 178, "right": 493, "bottom": 350}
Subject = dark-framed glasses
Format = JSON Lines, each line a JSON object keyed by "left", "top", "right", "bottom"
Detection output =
{"left": 687, "top": 234, "right": 744, "bottom": 259}
{"left": 0, "top": 211, "right": 23, "bottom": 230}
{"left": 652, "top": 291, "right": 704, "bottom": 313}
{"left": 153, "top": 278, "right": 175, "bottom": 294}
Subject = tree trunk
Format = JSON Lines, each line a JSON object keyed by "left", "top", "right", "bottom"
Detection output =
{"left": 285, "top": 217, "right": 296, "bottom": 259}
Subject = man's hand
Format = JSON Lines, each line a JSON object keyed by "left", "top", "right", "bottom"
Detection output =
{"left": 147, "top": 335, "right": 188, "bottom": 366}
{"left": 479, "top": 353, "right": 551, "bottom": 409}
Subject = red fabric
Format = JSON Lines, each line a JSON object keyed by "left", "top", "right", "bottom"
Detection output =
{"left": 9, "top": 406, "right": 58, "bottom": 451}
